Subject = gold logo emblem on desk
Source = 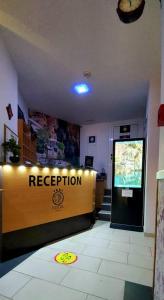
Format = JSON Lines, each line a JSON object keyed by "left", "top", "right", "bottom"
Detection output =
{"left": 52, "top": 188, "right": 64, "bottom": 209}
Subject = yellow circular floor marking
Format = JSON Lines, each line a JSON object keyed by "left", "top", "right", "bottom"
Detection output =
{"left": 54, "top": 252, "right": 78, "bottom": 264}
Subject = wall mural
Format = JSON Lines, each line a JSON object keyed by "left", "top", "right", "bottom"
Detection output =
{"left": 29, "top": 111, "right": 80, "bottom": 167}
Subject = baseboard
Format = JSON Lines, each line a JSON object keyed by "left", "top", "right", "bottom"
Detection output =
{"left": 144, "top": 232, "right": 155, "bottom": 238}
{"left": 110, "top": 223, "right": 143, "bottom": 232}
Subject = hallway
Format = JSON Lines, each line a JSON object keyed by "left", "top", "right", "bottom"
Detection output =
{"left": 0, "top": 221, "right": 154, "bottom": 300}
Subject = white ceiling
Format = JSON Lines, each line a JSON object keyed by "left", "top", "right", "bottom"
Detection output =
{"left": 0, "top": 0, "right": 161, "bottom": 125}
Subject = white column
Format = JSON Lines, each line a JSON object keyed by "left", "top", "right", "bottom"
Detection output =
{"left": 158, "top": 0, "right": 164, "bottom": 169}
{"left": 144, "top": 79, "right": 160, "bottom": 234}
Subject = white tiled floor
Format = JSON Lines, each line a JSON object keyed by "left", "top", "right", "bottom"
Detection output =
{"left": 0, "top": 221, "right": 154, "bottom": 300}
{"left": 0, "top": 296, "right": 12, "bottom": 300}
{"left": 0, "top": 271, "right": 31, "bottom": 298}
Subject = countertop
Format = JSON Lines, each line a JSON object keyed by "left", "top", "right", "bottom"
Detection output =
{"left": 0, "top": 162, "right": 96, "bottom": 172}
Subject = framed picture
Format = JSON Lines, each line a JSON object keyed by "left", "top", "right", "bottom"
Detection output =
{"left": 4, "top": 124, "right": 18, "bottom": 163}
{"left": 85, "top": 156, "right": 94, "bottom": 168}
{"left": 89, "top": 136, "right": 96, "bottom": 143}
{"left": 6, "top": 104, "right": 13, "bottom": 120}
{"left": 120, "top": 125, "right": 130, "bottom": 134}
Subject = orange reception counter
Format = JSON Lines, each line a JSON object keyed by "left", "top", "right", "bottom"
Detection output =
{"left": 0, "top": 165, "right": 96, "bottom": 260}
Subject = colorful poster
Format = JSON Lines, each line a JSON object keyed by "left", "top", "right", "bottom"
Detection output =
{"left": 29, "top": 111, "right": 80, "bottom": 167}
{"left": 114, "top": 140, "right": 143, "bottom": 188}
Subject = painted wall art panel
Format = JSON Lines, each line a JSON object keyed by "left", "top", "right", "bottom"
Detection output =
{"left": 29, "top": 111, "right": 80, "bottom": 167}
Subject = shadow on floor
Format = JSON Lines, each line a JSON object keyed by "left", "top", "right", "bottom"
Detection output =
{"left": 0, "top": 251, "right": 34, "bottom": 278}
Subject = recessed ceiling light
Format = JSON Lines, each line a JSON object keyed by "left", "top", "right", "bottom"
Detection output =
{"left": 73, "top": 83, "right": 90, "bottom": 95}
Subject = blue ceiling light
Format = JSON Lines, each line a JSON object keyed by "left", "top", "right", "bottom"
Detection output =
{"left": 73, "top": 83, "right": 90, "bottom": 95}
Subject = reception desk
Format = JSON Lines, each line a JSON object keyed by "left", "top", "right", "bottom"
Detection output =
{"left": 0, "top": 165, "right": 96, "bottom": 260}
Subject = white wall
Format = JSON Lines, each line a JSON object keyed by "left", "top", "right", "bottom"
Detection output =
{"left": 80, "top": 118, "right": 145, "bottom": 189}
{"left": 144, "top": 79, "right": 160, "bottom": 234}
{"left": 154, "top": 4, "right": 164, "bottom": 299}
{"left": 0, "top": 35, "right": 18, "bottom": 161}
{"left": 80, "top": 121, "right": 109, "bottom": 178}
{"left": 18, "top": 92, "right": 29, "bottom": 124}
{"left": 158, "top": 0, "right": 164, "bottom": 170}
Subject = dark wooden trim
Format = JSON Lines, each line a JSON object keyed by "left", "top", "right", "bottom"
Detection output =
{"left": 0, "top": 212, "right": 94, "bottom": 261}
{"left": 110, "top": 222, "right": 143, "bottom": 232}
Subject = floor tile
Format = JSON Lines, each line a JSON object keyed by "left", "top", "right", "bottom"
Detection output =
{"left": 113, "top": 230, "right": 131, "bottom": 237}
{"left": 72, "top": 236, "right": 110, "bottom": 248}
{"left": 87, "top": 295, "right": 105, "bottom": 300}
{"left": 92, "top": 227, "right": 114, "bottom": 234}
{"left": 82, "top": 228, "right": 110, "bottom": 235}
{"left": 13, "top": 278, "right": 86, "bottom": 300}
{"left": 83, "top": 245, "right": 128, "bottom": 264}
{"left": 48, "top": 240, "right": 86, "bottom": 253}
{"left": 130, "top": 236, "right": 155, "bottom": 247}
{"left": 88, "top": 231, "right": 113, "bottom": 241}
{"left": 70, "top": 231, "right": 93, "bottom": 239}
{"left": 62, "top": 268, "right": 125, "bottom": 300}
{"left": 130, "top": 232, "right": 145, "bottom": 238}
{"left": 128, "top": 254, "right": 153, "bottom": 270}
{"left": 93, "top": 225, "right": 113, "bottom": 231}
{"left": 110, "top": 235, "right": 130, "bottom": 243}
{"left": 108, "top": 242, "right": 130, "bottom": 253}
{"left": 98, "top": 260, "right": 153, "bottom": 287}
{"left": 33, "top": 247, "right": 101, "bottom": 272}
{"left": 0, "top": 271, "right": 31, "bottom": 298}
{"left": 14, "top": 257, "right": 69, "bottom": 284}
{"left": 130, "top": 245, "right": 151, "bottom": 256}
{"left": 31, "top": 246, "right": 55, "bottom": 261}
{"left": 109, "top": 241, "right": 151, "bottom": 256}
{"left": 70, "top": 254, "right": 101, "bottom": 273}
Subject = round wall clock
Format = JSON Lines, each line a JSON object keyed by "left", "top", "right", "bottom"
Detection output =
{"left": 117, "top": 0, "right": 145, "bottom": 24}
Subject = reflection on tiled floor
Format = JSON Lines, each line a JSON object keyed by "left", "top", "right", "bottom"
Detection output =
{"left": 0, "top": 221, "right": 154, "bottom": 300}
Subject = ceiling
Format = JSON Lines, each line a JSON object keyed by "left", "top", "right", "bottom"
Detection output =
{"left": 0, "top": 0, "right": 161, "bottom": 125}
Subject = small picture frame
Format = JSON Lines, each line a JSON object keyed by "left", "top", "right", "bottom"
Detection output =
{"left": 85, "top": 156, "right": 94, "bottom": 168}
{"left": 120, "top": 125, "right": 130, "bottom": 134}
{"left": 89, "top": 136, "right": 96, "bottom": 143}
{"left": 4, "top": 124, "right": 18, "bottom": 163}
{"left": 6, "top": 104, "right": 13, "bottom": 120}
